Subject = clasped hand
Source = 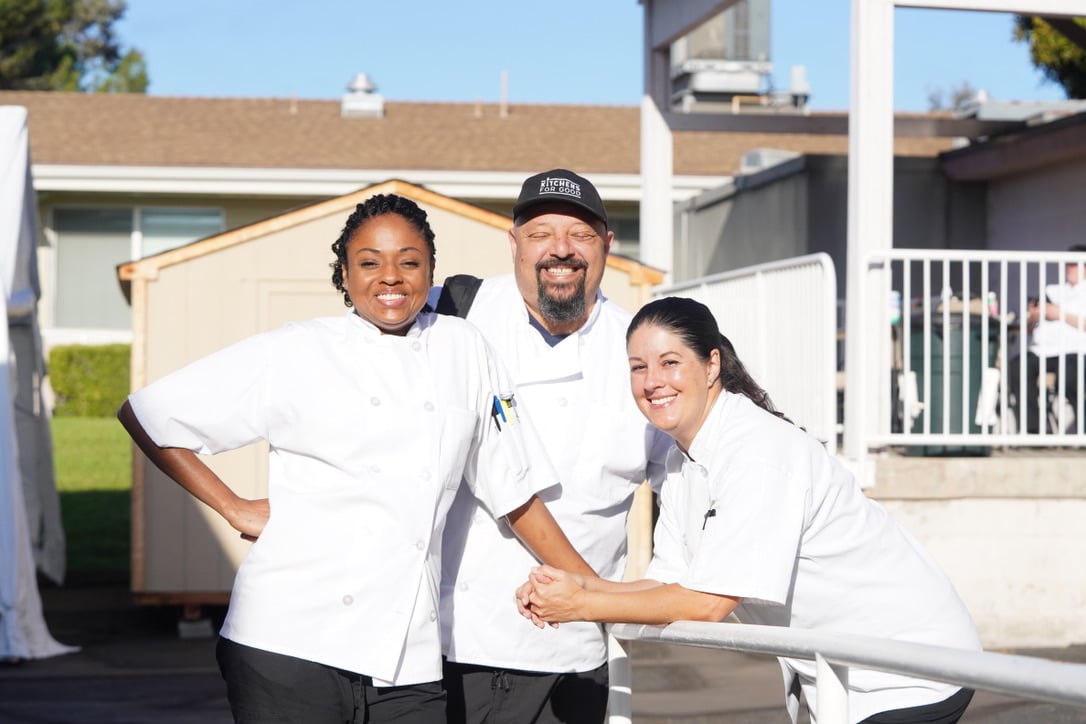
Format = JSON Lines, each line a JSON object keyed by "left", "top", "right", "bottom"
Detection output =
{"left": 515, "top": 565, "right": 586, "bottom": 629}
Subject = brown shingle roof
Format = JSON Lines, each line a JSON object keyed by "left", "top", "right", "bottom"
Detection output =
{"left": 1, "top": 91, "right": 954, "bottom": 176}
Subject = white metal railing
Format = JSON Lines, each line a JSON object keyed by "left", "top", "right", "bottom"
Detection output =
{"left": 862, "top": 249, "right": 1086, "bottom": 451}
{"left": 605, "top": 621, "right": 1086, "bottom": 724}
{"left": 655, "top": 253, "right": 838, "bottom": 449}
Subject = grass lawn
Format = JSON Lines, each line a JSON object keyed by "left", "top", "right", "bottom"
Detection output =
{"left": 51, "top": 416, "right": 131, "bottom": 576}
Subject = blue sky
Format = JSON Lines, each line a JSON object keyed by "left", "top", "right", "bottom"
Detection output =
{"left": 116, "top": 0, "right": 1065, "bottom": 112}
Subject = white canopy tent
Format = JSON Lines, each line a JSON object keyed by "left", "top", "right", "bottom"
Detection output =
{"left": 1, "top": 105, "right": 74, "bottom": 660}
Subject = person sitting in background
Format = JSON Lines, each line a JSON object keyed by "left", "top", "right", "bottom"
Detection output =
{"left": 1008, "top": 245, "right": 1086, "bottom": 434}
{"left": 519, "top": 297, "right": 981, "bottom": 724}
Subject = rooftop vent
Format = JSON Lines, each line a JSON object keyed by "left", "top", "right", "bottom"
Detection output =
{"left": 341, "top": 72, "right": 384, "bottom": 118}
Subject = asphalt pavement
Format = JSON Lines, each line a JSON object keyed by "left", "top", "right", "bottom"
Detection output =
{"left": 2, "top": 581, "right": 1085, "bottom": 724}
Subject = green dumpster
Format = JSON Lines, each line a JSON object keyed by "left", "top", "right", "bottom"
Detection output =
{"left": 906, "top": 312, "right": 999, "bottom": 456}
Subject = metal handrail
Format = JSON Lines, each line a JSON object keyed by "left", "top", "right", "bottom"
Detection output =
{"left": 605, "top": 621, "right": 1086, "bottom": 724}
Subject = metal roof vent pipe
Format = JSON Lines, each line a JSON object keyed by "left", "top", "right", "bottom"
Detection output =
{"left": 341, "top": 72, "right": 385, "bottom": 118}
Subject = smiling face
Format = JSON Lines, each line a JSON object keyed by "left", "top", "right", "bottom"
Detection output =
{"left": 509, "top": 203, "right": 613, "bottom": 335}
{"left": 627, "top": 323, "right": 721, "bottom": 452}
{"left": 341, "top": 213, "right": 433, "bottom": 335}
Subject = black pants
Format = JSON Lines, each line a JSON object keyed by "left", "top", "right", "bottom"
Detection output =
{"left": 1007, "top": 353, "right": 1083, "bottom": 433}
{"left": 859, "top": 687, "right": 974, "bottom": 724}
{"left": 216, "top": 637, "right": 445, "bottom": 724}
{"left": 443, "top": 658, "right": 609, "bottom": 724}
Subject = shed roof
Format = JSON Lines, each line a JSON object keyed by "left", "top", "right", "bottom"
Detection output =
{"left": 116, "top": 178, "right": 663, "bottom": 295}
{"left": 2, "top": 91, "right": 954, "bottom": 177}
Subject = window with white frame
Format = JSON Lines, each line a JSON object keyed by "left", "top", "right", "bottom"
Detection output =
{"left": 139, "top": 208, "right": 224, "bottom": 258}
{"left": 610, "top": 216, "right": 641, "bottom": 259}
{"left": 52, "top": 206, "right": 223, "bottom": 330}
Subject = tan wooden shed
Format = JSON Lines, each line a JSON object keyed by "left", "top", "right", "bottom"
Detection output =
{"left": 118, "top": 179, "right": 663, "bottom": 606}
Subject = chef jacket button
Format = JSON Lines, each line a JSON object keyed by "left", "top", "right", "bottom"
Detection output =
{"left": 420, "top": 469, "right": 431, "bottom": 480}
{"left": 415, "top": 540, "right": 425, "bottom": 551}
{"left": 370, "top": 397, "right": 381, "bottom": 406}
{"left": 423, "top": 401, "right": 434, "bottom": 412}
{"left": 342, "top": 595, "right": 354, "bottom": 606}
{"left": 558, "top": 397, "right": 568, "bottom": 407}
{"left": 429, "top": 610, "right": 437, "bottom": 622}
{"left": 412, "top": 341, "right": 422, "bottom": 352}
{"left": 459, "top": 581, "right": 469, "bottom": 592}
{"left": 370, "top": 464, "right": 380, "bottom": 474}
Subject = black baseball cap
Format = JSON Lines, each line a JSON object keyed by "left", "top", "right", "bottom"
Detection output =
{"left": 512, "top": 169, "right": 608, "bottom": 228}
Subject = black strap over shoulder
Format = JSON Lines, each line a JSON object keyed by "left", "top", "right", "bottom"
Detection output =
{"left": 435, "top": 274, "right": 483, "bottom": 319}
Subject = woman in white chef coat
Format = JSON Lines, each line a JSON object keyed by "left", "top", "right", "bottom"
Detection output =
{"left": 118, "top": 194, "right": 591, "bottom": 724}
{"left": 520, "top": 297, "right": 982, "bottom": 724}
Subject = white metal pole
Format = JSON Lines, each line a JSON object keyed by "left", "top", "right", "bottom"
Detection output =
{"left": 816, "top": 653, "right": 850, "bottom": 724}
{"left": 843, "top": 0, "right": 895, "bottom": 479}
{"left": 640, "top": 0, "right": 674, "bottom": 283}
{"left": 606, "top": 635, "right": 633, "bottom": 724}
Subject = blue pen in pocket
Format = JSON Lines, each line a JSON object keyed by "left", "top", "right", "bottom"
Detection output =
{"left": 491, "top": 393, "right": 519, "bottom": 432}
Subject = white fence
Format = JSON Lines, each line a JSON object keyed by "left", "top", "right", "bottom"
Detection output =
{"left": 654, "top": 253, "right": 838, "bottom": 450}
{"left": 659, "top": 249, "right": 1086, "bottom": 454}
{"left": 863, "top": 249, "right": 1086, "bottom": 450}
{"left": 605, "top": 622, "right": 1086, "bottom": 724}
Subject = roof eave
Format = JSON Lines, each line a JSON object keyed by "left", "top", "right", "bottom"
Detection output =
{"left": 32, "top": 164, "right": 729, "bottom": 202}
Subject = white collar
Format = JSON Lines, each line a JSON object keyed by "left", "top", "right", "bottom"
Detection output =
{"left": 345, "top": 309, "right": 430, "bottom": 339}
{"left": 684, "top": 390, "right": 735, "bottom": 466}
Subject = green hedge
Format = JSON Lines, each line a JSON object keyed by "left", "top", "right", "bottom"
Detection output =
{"left": 49, "top": 344, "right": 130, "bottom": 417}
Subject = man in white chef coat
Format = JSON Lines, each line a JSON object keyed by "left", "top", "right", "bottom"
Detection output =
{"left": 435, "top": 169, "right": 669, "bottom": 724}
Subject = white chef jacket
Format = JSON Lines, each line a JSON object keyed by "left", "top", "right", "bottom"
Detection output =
{"left": 436, "top": 274, "right": 669, "bottom": 672}
{"left": 127, "top": 311, "right": 555, "bottom": 686}
{"left": 647, "top": 391, "right": 981, "bottom": 724}
{"left": 1030, "top": 280, "right": 1086, "bottom": 358}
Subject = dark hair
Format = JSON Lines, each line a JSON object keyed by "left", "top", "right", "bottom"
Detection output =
{"left": 330, "top": 194, "right": 437, "bottom": 307}
{"left": 627, "top": 296, "right": 792, "bottom": 424}
{"left": 1069, "top": 244, "right": 1086, "bottom": 254}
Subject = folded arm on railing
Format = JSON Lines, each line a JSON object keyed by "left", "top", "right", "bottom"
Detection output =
{"left": 518, "top": 565, "right": 740, "bottom": 627}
